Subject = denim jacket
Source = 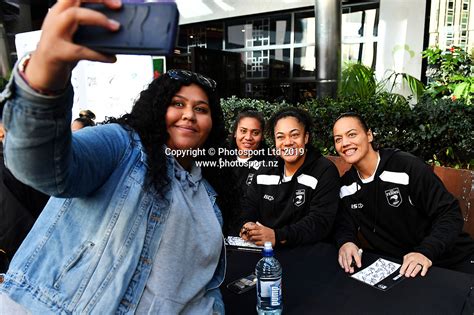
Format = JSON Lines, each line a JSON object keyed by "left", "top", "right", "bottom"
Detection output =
{"left": 0, "top": 66, "right": 226, "bottom": 314}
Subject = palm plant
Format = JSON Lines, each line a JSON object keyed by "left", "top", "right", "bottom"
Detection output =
{"left": 339, "top": 62, "right": 425, "bottom": 103}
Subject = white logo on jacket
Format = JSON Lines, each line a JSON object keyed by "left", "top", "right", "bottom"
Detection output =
{"left": 263, "top": 194, "right": 274, "bottom": 201}
{"left": 293, "top": 189, "right": 306, "bottom": 206}
{"left": 385, "top": 188, "right": 402, "bottom": 207}
{"left": 351, "top": 203, "right": 364, "bottom": 209}
{"left": 246, "top": 173, "right": 254, "bottom": 186}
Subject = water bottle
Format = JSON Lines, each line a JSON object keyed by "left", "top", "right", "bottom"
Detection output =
{"left": 255, "top": 242, "right": 282, "bottom": 314}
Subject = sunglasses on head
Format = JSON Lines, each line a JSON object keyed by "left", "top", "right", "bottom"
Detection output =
{"left": 165, "top": 69, "right": 217, "bottom": 91}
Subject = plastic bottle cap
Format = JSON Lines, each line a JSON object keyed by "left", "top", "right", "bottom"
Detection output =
{"left": 264, "top": 242, "right": 272, "bottom": 250}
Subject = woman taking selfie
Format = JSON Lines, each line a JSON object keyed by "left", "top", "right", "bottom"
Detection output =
{"left": 0, "top": 1, "right": 232, "bottom": 313}
{"left": 239, "top": 107, "right": 340, "bottom": 247}
{"left": 333, "top": 112, "right": 474, "bottom": 277}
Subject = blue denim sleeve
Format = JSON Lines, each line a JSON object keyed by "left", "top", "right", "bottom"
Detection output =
{"left": 1, "top": 63, "right": 130, "bottom": 197}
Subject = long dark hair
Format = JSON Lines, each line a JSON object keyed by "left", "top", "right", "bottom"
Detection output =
{"left": 115, "top": 73, "right": 235, "bottom": 231}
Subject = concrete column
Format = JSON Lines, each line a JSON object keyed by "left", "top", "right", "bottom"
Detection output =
{"left": 314, "top": 0, "right": 341, "bottom": 98}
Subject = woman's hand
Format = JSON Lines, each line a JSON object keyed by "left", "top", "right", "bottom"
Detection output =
{"left": 25, "top": 0, "right": 122, "bottom": 92}
{"left": 338, "top": 242, "right": 362, "bottom": 273}
{"left": 400, "top": 252, "right": 432, "bottom": 277}
{"left": 240, "top": 222, "right": 256, "bottom": 241}
{"left": 245, "top": 222, "right": 276, "bottom": 247}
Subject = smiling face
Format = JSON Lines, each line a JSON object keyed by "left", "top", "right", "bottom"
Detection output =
{"left": 274, "top": 116, "right": 308, "bottom": 166}
{"left": 234, "top": 117, "right": 263, "bottom": 157}
{"left": 333, "top": 116, "right": 374, "bottom": 165}
{"left": 165, "top": 83, "right": 212, "bottom": 151}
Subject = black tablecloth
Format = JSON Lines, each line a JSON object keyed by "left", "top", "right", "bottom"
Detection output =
{"left": 222, "top": 242, "right": 474, "bottom": 315}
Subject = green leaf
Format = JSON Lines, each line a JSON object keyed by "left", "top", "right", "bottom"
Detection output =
{"left": 340, "top": 62, "right": 376, "bottom": 99}
{"left": 402, "top": 73, "right": 425, "bottom": 100}
{"left": 453, "top": 82, "right": 469, "bottom": 97}
{"left": 446, "top": 146, "right": 454, "bottom": 159}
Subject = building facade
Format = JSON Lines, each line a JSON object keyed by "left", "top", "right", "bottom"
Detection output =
{"left": 171, "top": 0, "right": 379, "bottom": 102}
{"left": 429, "top": 0, "right": 473, "bottom": 51}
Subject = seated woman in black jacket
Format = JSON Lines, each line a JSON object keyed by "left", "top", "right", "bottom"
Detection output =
{"left": 230, "top": 110, "right": 269, "bottom": 191}
{"left": 0, "top": 120, "right": 49, "bottom": 272}
{"left": 333, "top": 112, "right": 474, "bottom": 277}
{"left": 239, "top": 108, "right": 340, "bottom": 247}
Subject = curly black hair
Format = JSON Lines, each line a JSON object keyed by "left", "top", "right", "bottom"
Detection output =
{"left": 115, "top": 73, "right": 236, "bottom": 232}
{"left": 268, "top": 107, "right": 314, "bottom": 145}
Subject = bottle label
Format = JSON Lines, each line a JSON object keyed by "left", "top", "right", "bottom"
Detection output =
{"left": 259, "top": 278, "right": 281, "bottom": 306}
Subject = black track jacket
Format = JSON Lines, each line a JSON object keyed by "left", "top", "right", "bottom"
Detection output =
{"left": 0, "top": 146, "right": 49, "bottom": 271}
{"left": 335, "top": 148, "right": 474, "bottom": 267}
{"left": 241, "top": 147, "right": 340, "bottom": 247}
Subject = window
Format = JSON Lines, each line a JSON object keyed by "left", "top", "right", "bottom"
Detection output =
{"left": 270, "top": 15, "right": 291, "bottom": 45}
{"left": 293, "top": 47, "right": 316, "bottom": 77}
{"left": 174, "top": 4, "right": 380, "bottom": 102}
{"left": 178, "top": 24, "right": 224, "bottom": 51}
{"left": 341, "top": 9, "right": 378, "bottom": 66}
{"left": 245, "top": 50, "right": 269, "bottom": 78}
{"left": 294, "top": 12, "right": 315, "bottom": 44}
{"left": 270, "top": 49, "right": 291, "bottom": 78}
{"left": 226, "top": 22, "right": 251, "bottom": 49}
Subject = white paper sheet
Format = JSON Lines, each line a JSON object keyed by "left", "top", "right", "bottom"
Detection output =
{"left": 351, "top": 258, "right": 401, "bottom": 286}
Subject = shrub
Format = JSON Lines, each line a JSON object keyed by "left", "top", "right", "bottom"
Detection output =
{"left": 301, "top": 95, "right": 413, "bottom": 155}
{"left": 220, "top": 96, "right": 290, "bottom": 133}
{"left": 408, "top": 96, "right": 473, "bottom": 168}
{"left": 220, "top": 94, "right": 472, "bottom": 169}
{"left": 423, "top": 46, "right": 474, "bottom": 105}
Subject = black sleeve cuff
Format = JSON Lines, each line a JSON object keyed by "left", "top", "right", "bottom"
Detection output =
{"left": 414, "top": 244, "right": 436, "bottom": 261}
{"left": 275, "top": 228, "right": 289, "bottom": 248}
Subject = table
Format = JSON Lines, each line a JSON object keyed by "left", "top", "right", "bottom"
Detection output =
{"left": 222, "top": 242, "right": 474, "bottom": 314}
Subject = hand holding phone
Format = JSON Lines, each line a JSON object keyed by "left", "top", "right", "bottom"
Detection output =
{"left": 226, "top": 274, "right": 257, "bottom": 294}
{"left": 21, "top": 0, "right": 122, "bottom": 93}
{"left": 73, "top": 2, "right": 179, "bottom": 55}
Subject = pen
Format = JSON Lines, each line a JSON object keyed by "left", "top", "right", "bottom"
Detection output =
{"left": 350, "top": 248, "right": 363, "bottom": 268}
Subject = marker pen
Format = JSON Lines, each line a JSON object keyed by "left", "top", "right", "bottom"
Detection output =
{"left": 350, "top": 248, "right": 363, "bottom": 268}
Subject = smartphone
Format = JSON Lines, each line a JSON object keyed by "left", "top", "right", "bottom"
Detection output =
{"left": 73, "top": 2, "right": 179, "bottom": 55}
{"left": 226, "top": 274, "right": 257, "bottom": 294}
